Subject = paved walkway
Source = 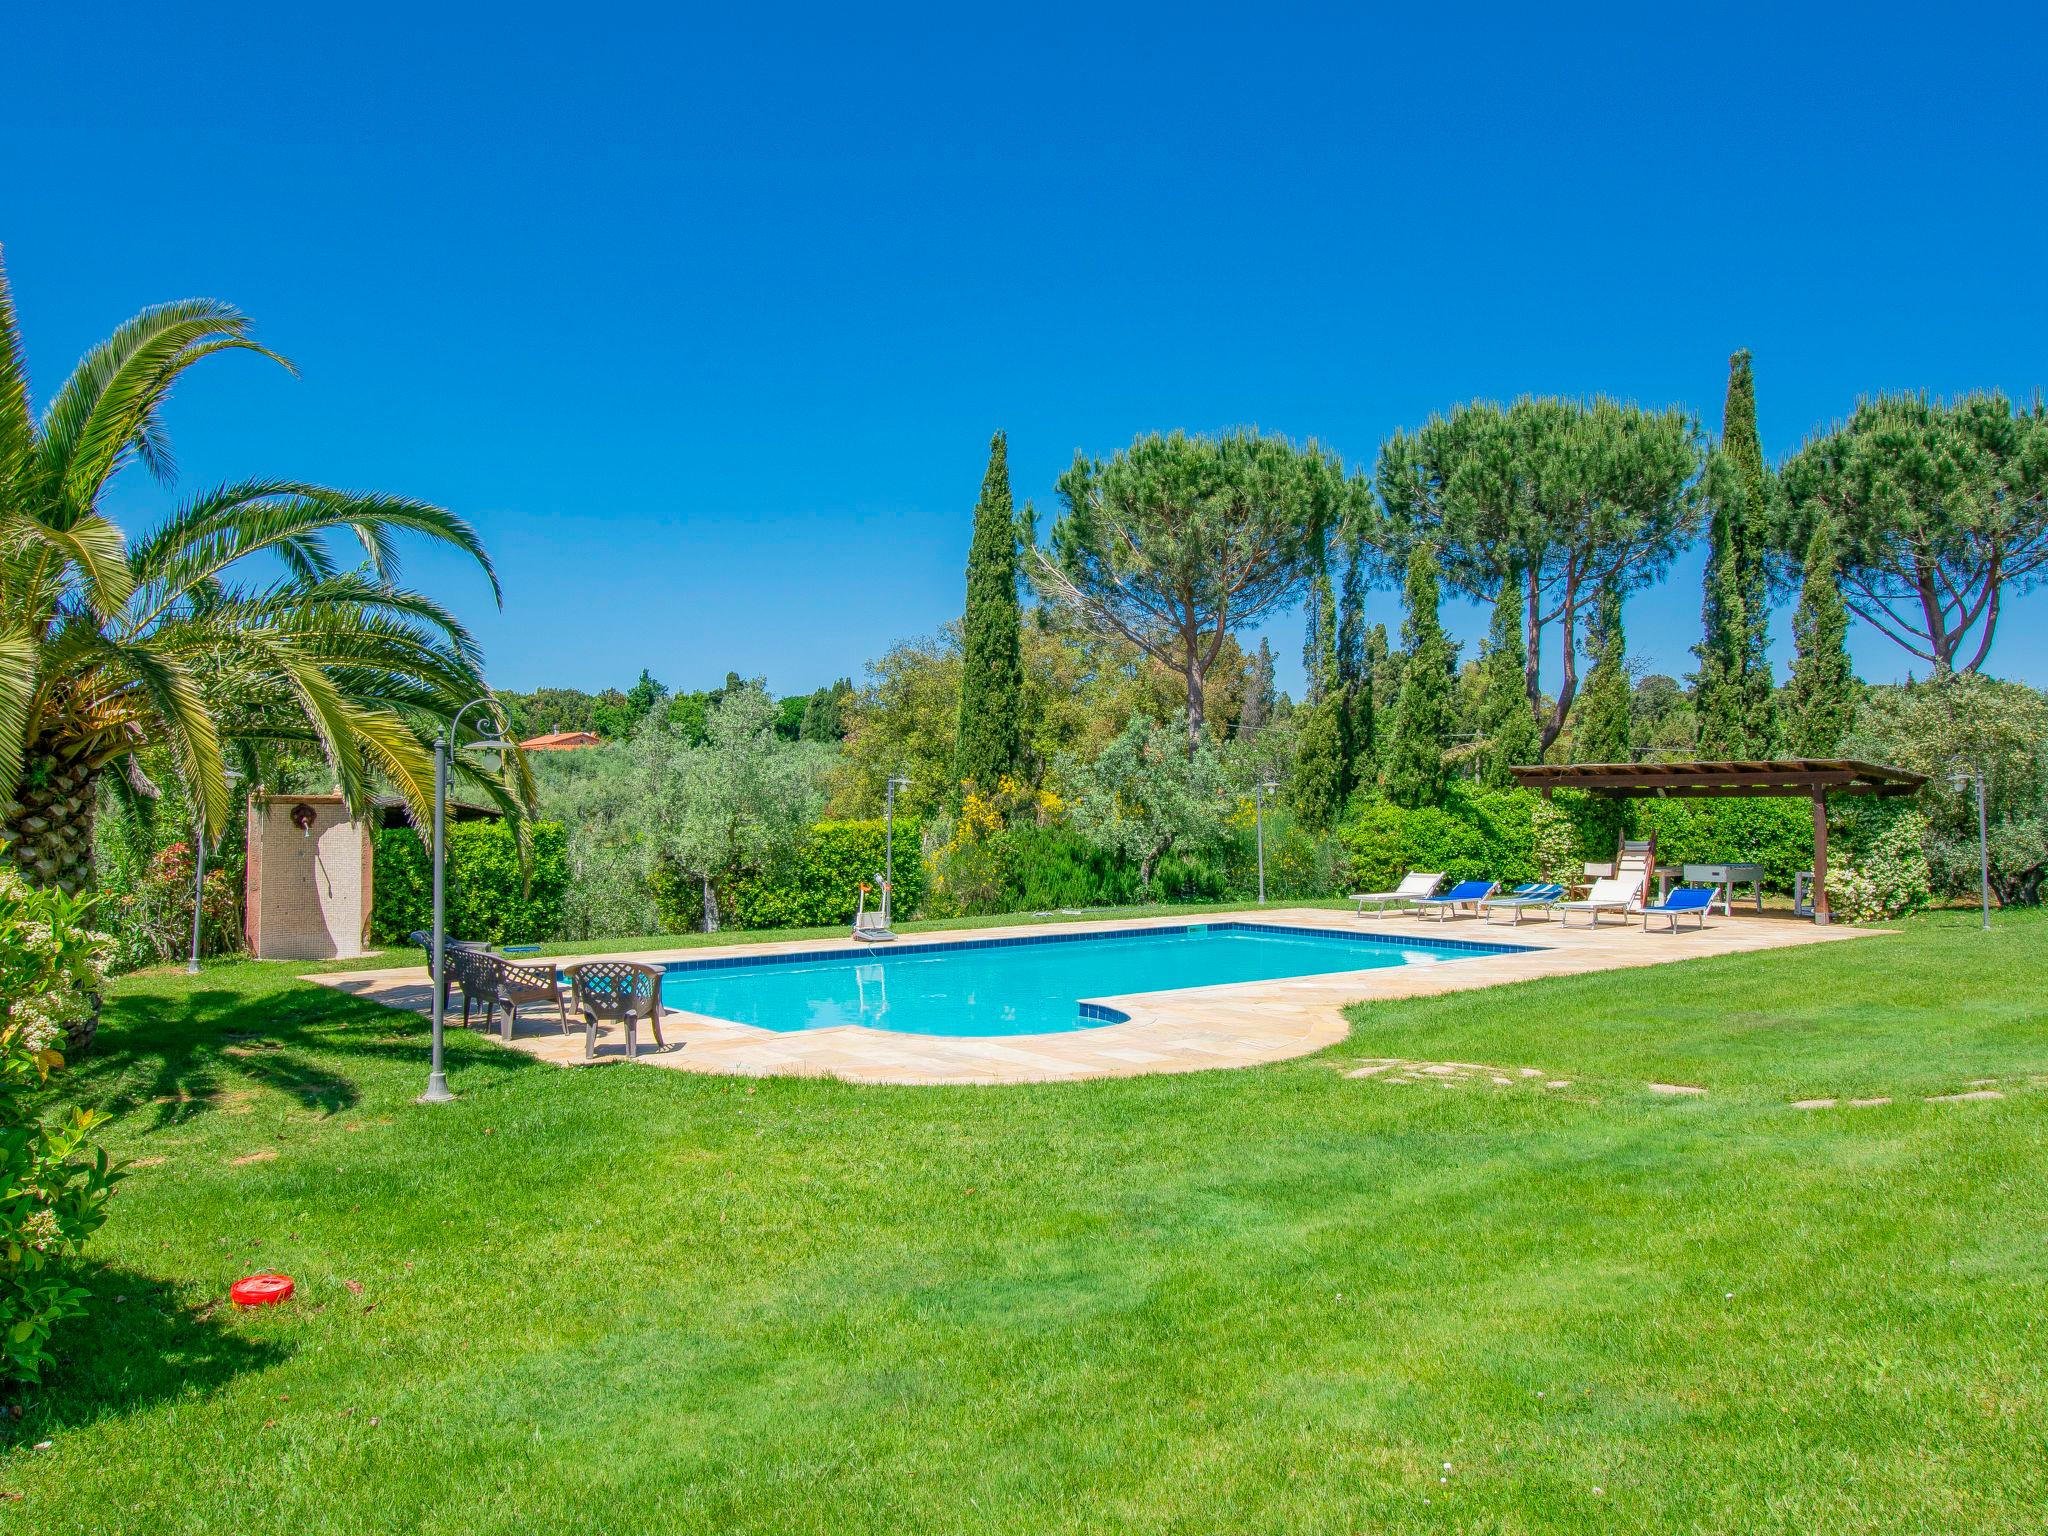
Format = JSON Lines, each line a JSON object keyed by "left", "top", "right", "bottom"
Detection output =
{"left": 307, "top": 907, "right": 1879, "bottom": 1086}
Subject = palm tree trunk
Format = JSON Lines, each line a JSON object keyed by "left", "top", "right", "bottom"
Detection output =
{"left": 1, "top": 751, "right": 100, "bottom": 895}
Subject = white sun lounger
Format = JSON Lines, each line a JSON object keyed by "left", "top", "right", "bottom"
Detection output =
{"left": 1351, "top": 872, "right": 1444, "bottom": 918}
{"left": 1558, "top": 874, "right": 1645, "bottom": 929}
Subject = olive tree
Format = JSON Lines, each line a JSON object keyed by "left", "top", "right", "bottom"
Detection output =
{"left": 1061, "top": 714, "right": 1232, "bottom": 893}
{"left": 636, "top": 682, "right": 821, "bottom": 931}
{"left": 1033, "top": 429, "right": 1355, "bottom": 754}
{"left": 1779, "top": 392, "right": 2048, "bottom": 676}
{"left": 1375, "top": 397, "right": 1702, "bottom": 752}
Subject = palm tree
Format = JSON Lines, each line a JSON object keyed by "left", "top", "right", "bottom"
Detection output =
{"left": 0, "top": 246, "right": 520, "bottom": 892}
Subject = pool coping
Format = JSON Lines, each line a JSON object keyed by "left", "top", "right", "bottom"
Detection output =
{"left": 306, "top": 905, "right": 1884, "bottom": 1085}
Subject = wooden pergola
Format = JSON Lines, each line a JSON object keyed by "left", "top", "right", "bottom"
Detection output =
{"left": 1508, "top": 759, "right": 1927, "bottom": 924}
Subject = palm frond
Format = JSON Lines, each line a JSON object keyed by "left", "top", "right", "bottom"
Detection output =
{"left": 71, "top": 633, "right": 229, "bottom": 836}
{"left": 0, "top": 249, "right": 37, "bottom": 515}
{"left": 129, "top": 482, "right": 501, "bottom": 624}
{"left": 37, "top": 301, "right": 292, "bottom": 505}
{"left": 35, "top": 512, "right": 134, "bottom": 618}
{"left": 0, "top": 633, "right": 37, "bottom": 805}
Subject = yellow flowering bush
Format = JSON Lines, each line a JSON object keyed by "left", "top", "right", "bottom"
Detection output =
{"left": 930, "top": 776, "right": 1060, "bottom": 915}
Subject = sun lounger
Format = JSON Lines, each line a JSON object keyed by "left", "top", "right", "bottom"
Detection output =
{"left": 1558, "top": 874, "right": 1644, "bottom": 929}
{"left": 1412, "top": 879, "right": 1498, "bottom": 921}
{"left": 1351, "top": 871, "right": 1445, "bottom": 917}
{"left": 1642, "top": 885, "right": 1715, "bottom": 933}
{"left": 1479, "top": 882, "right": 1566, "bottom": 925}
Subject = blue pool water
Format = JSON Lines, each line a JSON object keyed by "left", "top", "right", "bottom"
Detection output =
{"left": 657, "top": 922, "right": 1527, "bottom": 1038}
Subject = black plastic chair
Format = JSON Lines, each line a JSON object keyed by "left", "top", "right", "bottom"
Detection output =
{"left": 411, "top": 931, "right": 490, "bottom": 1021}
{"left": 565, "top": 961, "right": 668, "bottom": 1061}
{"left": 491, "top": 957, "right": 571, "bottom": 1042}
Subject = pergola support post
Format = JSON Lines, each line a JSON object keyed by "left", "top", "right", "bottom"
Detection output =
{"left": 1810, "top": 787, "right": 1831, "bottom": 925}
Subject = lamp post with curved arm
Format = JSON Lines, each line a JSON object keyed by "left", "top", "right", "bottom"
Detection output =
{"left": 1254, "top": 780, "right": 1279, "bottom": 905}
{"left": 423, "top": 699, "right": 514, "bottom": 1105}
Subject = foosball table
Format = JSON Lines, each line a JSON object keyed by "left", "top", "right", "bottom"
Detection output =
{"left": 1681, "top": 862, "right": 1768, "bottom": 916}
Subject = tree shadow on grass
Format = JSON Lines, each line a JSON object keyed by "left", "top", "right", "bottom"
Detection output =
{"left": 57, "top": 979, "right": 546, "bottom": 1134}
{"left": 1, "top": 1264, "right": 287, "bottom": 1441}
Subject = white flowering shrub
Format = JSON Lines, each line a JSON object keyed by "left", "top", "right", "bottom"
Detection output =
{"left": 1826, "top": 811, "right": 1932, "bottom": 924}
{"left": 0, "top": 859, "right": 122, "bottom": 1382}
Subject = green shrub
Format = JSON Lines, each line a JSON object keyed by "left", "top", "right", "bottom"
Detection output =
{"left": 724, "top": 819, "right": 928, "bottom": 930}
{"left": 1209, "top": 817, "right": 1353, "bottom": 903}
{"left": 996, "top": 823, "right": 1140, "bottom": 910}
{"left": 102, "top": 840, "right": 244, "bottom": 973}
{"left": 1827, "top": 809, "right": 1931, "bottom": 923}
{"left": 1336, "top": 787, "right": 1607, "bottom": 893}
{"left": 1632, "top": 797, "right": 1813, "bottom": 890}
{"left": 0, "top": 864, "right": 122, "bottom": 1383}
{"left": 1339, "top": 800, "right": 1491, "bottom": 891}
{"left": 371, "top": 820, "right": 570, "bottom": 945}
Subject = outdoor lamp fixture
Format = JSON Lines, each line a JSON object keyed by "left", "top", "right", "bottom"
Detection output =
{"left": 883, "top": 776, "right": 911, "bottom": 924}
{"left": 423, "top": 700, "right": 515, "bottom": 1105}
{"left": 1254, "top": 780, "right": 1280, "bottom": 905}
{"left": 1950, "top": 765, "right": 1992, "bottom": 932}
{"left": 187, "top": 767, "right": 244, "bottom": 975}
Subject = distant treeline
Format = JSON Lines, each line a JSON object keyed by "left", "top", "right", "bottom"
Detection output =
{"left": 498, "top": 670, "right": 855, "bottom": 745}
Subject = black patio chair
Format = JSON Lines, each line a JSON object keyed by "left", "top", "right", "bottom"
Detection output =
{"left": 565, "top": 961, "right": 668, "bottom": 1062}
{"left": 410, "top": 931, "right": 489, "bottom": 1020}
{"left": 450, "top": 948, "right": 498, "bottom": 1028}
{"left": 489, "top": 956, "right": 571, "bottom": 1042}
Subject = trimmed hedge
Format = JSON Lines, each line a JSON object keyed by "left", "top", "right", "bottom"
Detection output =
{"left": 1630, "top": 797, "right": 1814, "bottom": 891}
{"left": 722, "top": 819, "right": 929, "bottom": 930}
{"left": 1335, "top": 786, "right": 1814, "bottom": 897}
{"left": 371, "top": 820, "right": 570, "bottom": 945}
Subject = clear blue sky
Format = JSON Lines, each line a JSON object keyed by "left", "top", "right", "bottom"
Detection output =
{"left": 9, "top": 2, "right": 2047, "bottom": 700}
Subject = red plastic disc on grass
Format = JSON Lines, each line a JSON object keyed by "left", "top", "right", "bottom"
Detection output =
{"left": 230, "top": 1273, "right": 294, "bottom": 1307}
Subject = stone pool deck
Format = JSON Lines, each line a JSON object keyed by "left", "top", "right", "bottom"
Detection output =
{"left": 307, "top": 906, "right": 1881, "bottom": 1087}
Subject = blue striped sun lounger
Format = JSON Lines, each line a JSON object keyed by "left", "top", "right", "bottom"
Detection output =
{"left": 1412, "top": 879, "right": 1499, "bottom": 921}
{"left": 1479, "top": 882, "right": 1566, "bottom": 925}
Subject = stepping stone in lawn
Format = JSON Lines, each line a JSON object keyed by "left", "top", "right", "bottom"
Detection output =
{"left": 1346, "top": 1061, "right": 1401, "bottom": 1078}
{"left": 1648, "top": 1083, "right": 1707, "bottom": 1096}
{"left": 1848, "top": 1097, "right": 1891, "bottom": 1108}
{"left": 1927, "top": 1089, "right": 2004, "bottom": 1103}
{"left": 1791, "top": 1098, "right": 1838, "bottom": 1110}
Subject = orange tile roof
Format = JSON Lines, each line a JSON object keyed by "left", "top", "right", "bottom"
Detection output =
{"left": 518, "top": 730, "right": 603, "bottom": 751}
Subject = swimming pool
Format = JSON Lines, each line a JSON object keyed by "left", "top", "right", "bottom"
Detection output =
{"left": 657, "top": 921, "right": 1530, "bottom": 1038}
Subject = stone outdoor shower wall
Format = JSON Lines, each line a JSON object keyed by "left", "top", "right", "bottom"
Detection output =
{"left": 245, "top": 795, "right": 374, "bottom": 960}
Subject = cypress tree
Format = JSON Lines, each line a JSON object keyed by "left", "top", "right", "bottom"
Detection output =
{"left": 1478, "top": 572, "right": 1542, "bottom": 786}
{"left": 1722, "top": 349, "right": 1777, "bottom": 750}
{"left": 1349, "top": 633, "right": 1378, "bottom": 785}
{"left": 1784, "top": 510, "right": 1858, "bottom": 755}
{"left": 1291, "top": 694, "right": 1349, "bottom": 828}
{"left": 1302, "top": 558, "right": 1338, "bottom": 704}
{"left": 1365, "top": 622, "right": 1399, "bottom": 720}
{"left": 1239, "top": 638, "right": 1277, "bottom": 739}
{"left": 1337, "top": 537, "right": 1375, "bottom": 782}
{"left": 1383, "top": 544, "right": 1455, "bottom": 809}
{"left": 955, "top": 431, "right": 1025, "bottom": 791}
{"left": 1576, "top": 580, "right": 1635, "bottom": 763}
{"left": 1293, "top": 554, "right": 1355, "bottom": 825}
{"left": 1692, "top": 487, "right": 1749, "bottom": 756}
{"left": 1337, "top": 539, "right": 1366, "bottom": 686}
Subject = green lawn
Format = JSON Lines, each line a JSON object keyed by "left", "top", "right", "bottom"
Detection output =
{"left": 5, "top": 910, "right": 2045, "bottom": 1533}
